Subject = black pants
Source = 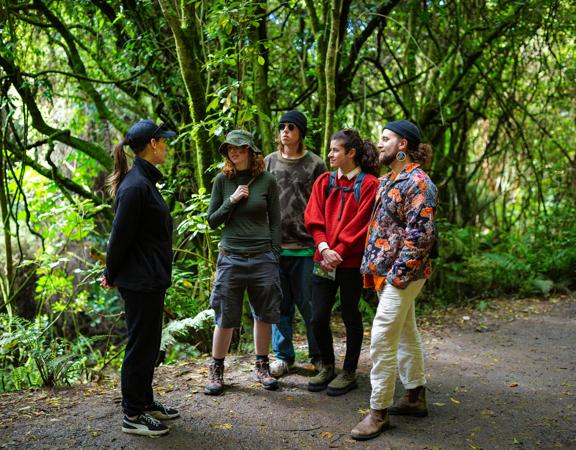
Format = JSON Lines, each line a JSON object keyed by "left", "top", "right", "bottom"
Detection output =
{"left": 310, "top": 268, "right": 363, "bottom": 372}
{"left": 119, "top": 288, "right": 165, "bottom": 417}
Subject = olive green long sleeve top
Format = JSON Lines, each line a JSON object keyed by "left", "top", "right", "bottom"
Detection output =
{"left": 207, "top": 170, "right": 281, "bottom": 254}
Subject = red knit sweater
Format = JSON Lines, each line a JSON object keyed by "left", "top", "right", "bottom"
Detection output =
{"left": 304, "top": 171, "right": 378, "bottom": 268}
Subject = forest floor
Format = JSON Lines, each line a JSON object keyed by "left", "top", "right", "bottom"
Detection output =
{"left": 1, "top": 294, "right": 575, "bottom": 450}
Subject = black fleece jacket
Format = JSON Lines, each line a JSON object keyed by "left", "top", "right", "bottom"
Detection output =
{"left": 105, "top": 157, "right": 173, "bottom": 292}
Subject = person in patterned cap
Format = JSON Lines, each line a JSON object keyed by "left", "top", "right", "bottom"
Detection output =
{"left": 264, "top": 110, "right": 327, "bottom": 377}
{"left": 351, "top": 120, "right": 438, "bottom": 441}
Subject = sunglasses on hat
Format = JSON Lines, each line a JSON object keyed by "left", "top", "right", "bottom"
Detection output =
{"left": 278, "top": 123, "right": 296, "bottom": 132}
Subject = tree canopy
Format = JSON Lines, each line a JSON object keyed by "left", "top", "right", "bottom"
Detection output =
{"left": 0, "top": 0, "right": 574, "bottom": 391}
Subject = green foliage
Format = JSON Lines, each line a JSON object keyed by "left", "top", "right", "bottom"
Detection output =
{"left": 160, "top": 309, "right": 215, "bottom": 355}
{"left": 0, "top": 315, "right": 86, "bottom": 391}
{"left": 424, "top": 205, "right": 576, "bottom": 307}
{"left": 1, "top": 0, "right": 575, "bottom": 392}
{"left": 163, "top": 188, "right": 220, "bottom": 356}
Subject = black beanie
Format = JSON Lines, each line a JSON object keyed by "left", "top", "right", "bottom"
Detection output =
{"left": 384, "top": 120, "right": 422, "bottom": 151}
{"left": 279, "top": 110, "right": 307, "bottom": 136}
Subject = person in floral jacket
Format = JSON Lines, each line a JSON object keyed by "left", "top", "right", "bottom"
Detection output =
{"left": 351, "top": 120, "right": 438, "bottom": 441}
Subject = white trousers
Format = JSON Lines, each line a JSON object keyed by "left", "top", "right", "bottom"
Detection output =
{"left": 370, "top": 279, "right": 426, "bottom": 410}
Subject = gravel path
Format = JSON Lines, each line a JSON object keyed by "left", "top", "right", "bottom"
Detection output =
{"left": 1, "top": 295, "right": 574, "bottom": 449}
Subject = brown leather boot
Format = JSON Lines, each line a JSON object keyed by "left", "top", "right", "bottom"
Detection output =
{"left": 350, "top": 408, "right": 390, "bottom": 441}
{"left": 388, "top": 386, "right": 428, "bottom": 417}
{"left": 253, "top": 359, "right": 279, "bottom": 391}
{"left": 204, "top": 361, "right": 224, "bottom": 396}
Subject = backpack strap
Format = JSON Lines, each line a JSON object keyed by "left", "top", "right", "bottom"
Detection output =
{"left": 326, "top": 170, "right": 366, "bottom": 221}
{"left": 326, "top": 171, "right": 337, "bottom": 197}
{"left": 353, "top": 171, "right": 366, "bottom": 203}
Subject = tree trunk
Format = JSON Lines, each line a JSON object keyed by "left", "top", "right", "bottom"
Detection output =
{"left": 323, "top": 0, "right": 343, "bottom": 157}
{"left": 0, "top": 127, "right": 14, "bottom": 312}
{"left": 251, "top": 1, "right": 273, "bottom": 153}
{"left": 158, "top": 0, "right": 214, "bottom": 188}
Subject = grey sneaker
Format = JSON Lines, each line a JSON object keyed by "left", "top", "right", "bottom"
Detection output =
{"left": 122, "top": 414, "right": 169, "bottom": 436}
{"left": 327, "top": 369, "right": 358, "bottom": 396}
{"left": 307, "top": 364, "right": 335, "bottom": 392}
{"left": 270, "top": 359, "right": 294, "bottom": 378}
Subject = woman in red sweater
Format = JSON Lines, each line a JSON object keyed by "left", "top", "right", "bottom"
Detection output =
{"left": 304, "top": 128, "right": 379, "bottom": 395}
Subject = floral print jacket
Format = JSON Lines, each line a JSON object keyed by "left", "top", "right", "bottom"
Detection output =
{"left": 360, "top": 163, "right": 438, "bottom": 289}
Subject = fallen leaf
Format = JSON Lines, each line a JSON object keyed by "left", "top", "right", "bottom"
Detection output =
{"left": 211, "top": 423, "right": 233, "bottom": 430}
{"left": 433, "top": 402, "right": 445, "bottom": 407}
{"left": 357, "top": 408, "right": 370, "bottom": 415}
{"left": 320, "top": 431, "right": 333, "bottom": 439}
{"left": 450, "top": 397, "right": 461, "bottom": 404}
{"left": 509, "top": 382, "right": 519, "bottom": 387}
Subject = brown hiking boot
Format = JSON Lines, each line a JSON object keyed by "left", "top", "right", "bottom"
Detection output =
{"left": 204, "top": 361, "right": 224, "bottom": 396}
{"left": 254, "top": 359, "right": 279, "bottom": 391}
{"left": 350, "top": 408, "right": 390, "bottom": 441}
{"left": 388, "top": 386, "right": 428, "bottom": 417}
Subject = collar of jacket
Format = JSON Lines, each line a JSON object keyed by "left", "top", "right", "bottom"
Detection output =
{"left": 383, "top": 162, "right": 421, "bottom": 185}
{"left": 134, "top": 156, "right": 163, "bottom": 184}
{"left": 337, "top": 166, "right": 361, "bottom": 180}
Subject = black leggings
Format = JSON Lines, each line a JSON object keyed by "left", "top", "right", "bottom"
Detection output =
{"left": 119, "top": 288, "right": 165, "bottom": 417}
{"left": 310, "top": 268, "right": 363, "bottom": 371}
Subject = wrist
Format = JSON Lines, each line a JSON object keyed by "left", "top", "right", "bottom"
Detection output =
{"left": 318, "top": 241, "right": 330, "bottom": 254}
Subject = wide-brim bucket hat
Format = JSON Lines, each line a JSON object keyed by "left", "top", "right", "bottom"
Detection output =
{"left": 218, "top": 130, "right": 261, "bottom": 156}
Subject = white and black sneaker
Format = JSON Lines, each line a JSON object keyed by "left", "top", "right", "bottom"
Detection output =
{"left": 122, "top": 414, "right": 169, "bottom": 436}
{"left": 143, "top": 400, "right": 180, "bottom": 420}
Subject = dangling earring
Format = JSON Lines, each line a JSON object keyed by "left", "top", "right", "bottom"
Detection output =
{"left": 396, "top": 151, "right": 406, "bottom": 161}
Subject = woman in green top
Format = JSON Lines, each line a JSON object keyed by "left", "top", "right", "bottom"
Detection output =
{"left": 205, "top": 130, "right": 282, "bottom": 396}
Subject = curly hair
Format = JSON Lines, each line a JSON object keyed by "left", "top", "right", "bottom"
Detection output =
{"left": 408, "top": 143, "right": 433, "bottom": 168}
{"left": 222, "top": 151, "right": 265, "bottom": 178}
{"left": 330, "top": 128, "right": 380, "bottom": 177}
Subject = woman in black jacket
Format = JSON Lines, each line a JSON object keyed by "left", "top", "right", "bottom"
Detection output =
{"left": 101, "top": 119, "right": 179, "bottom": 436}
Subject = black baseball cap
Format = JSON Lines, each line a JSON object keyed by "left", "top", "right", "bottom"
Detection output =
{"left": 127, "top": 119, "right": 177, "bottom": 147}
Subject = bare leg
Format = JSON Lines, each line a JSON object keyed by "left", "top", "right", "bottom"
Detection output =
{"left": 212, "top": 326, "right": 234, "bottom": 358}
{"left": 254, "top": 320, "right": 272, "bottom": 356}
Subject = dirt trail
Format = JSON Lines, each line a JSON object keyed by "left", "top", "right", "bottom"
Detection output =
{"left": 1, "top": 296, "right": 575, "bottom": 449}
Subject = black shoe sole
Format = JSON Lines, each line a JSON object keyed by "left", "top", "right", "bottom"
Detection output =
{"left": 350, "top": 423, "right": 391, "bottom": 441}
{"left": 204, "top": 388, "right": 224, "bottom": 396}
{"left": 307, "top": 383, "right": 328, "bottom": 392}
{"left": 327, "top": 381, "right": 358, "bottom": 396}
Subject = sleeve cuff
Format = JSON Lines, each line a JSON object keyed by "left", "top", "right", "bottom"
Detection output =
{"left": 318, "top": 242, "right": 330, "bottom": 253}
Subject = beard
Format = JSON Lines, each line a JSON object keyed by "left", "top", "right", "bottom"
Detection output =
{"left": 379, "top": 151, "right": 396, "bottom": 166}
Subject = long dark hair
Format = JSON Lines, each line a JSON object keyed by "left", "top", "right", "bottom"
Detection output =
{"left": 107, "top": 137, "right": 147, "bottom": 197}
{"left": 275, "top": 134, "right": 306, "bottom": 154}
{"left": 330, "top": 128, "right": 380, "bottom": 177}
